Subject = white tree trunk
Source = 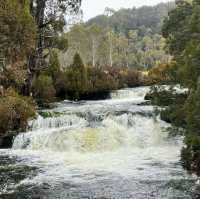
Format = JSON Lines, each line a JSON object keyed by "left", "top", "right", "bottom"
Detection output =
{"left": 92, "top": 39, "right": 96, "bottom": 67}
{"left": 109, "top": 34, "right": 113, "bottom": 67}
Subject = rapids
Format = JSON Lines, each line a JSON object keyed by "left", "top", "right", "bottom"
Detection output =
{"left": 0, "top": 87, "right": 199, "bottom": 199}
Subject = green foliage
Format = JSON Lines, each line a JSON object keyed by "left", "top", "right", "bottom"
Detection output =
{"left": 0, "top": 88, "right": 36, "bottom": 137}
{"left": 162, "top": 2, "right": 200, "bottom": 89}
{"left": 145, "top": 85, "right": 188, "bottom": 105}
{"left": 45, "top": 50, "right": 61, "bottom": 80}
{"left": 32, "top": 74, "right": 56, "bottom": 104}
{"left": 116, "top": 69, "right": 141, "bottom": 88}
{"left": 0, "top": 0, "right": 36, "bottom": 63}
{"left": 39, "top": 111, "right": 64, "bottom": 118}
{"left": 86, "top": 67, "right": 118, "bottom": 92}
{"left": 0, "top": 0, "right": 37, "bottom": 94}
{"left": 64, "top": 24, "right": 170, "bottom": 68}
{"left": 160, "top": 0, "right": 200, "bottom": 174}
{"left": 148, "top": 63, "right": 176, "bottom": 85}
{"left": 182, "top": 135, "right": 200, "bottom": 174}
{"left": 162, "top": 1, "right": 192, "bottom": 57}
{"left": 66, "top": 53, "right": 88, "bottom": 99}
{"left": 52, "top": 52, "right": 144, "bottom": 100}
{"left": 184, "top": 78, "right": 200, "bottom": 134}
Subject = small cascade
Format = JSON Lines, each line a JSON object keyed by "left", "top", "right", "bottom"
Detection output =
{"left": 111, "top": 86, "right": 150, "bottom": 100}
{"left": 28, "top": 114, "right": 88, "bottom": 130}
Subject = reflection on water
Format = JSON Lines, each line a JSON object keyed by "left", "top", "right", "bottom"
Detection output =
{"left": 0, "top": 87, "right": 199, "bottom": 199}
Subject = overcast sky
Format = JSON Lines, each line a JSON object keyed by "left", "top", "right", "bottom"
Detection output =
{"left": 82, "top": 0, "right": 173, "bottom": 21}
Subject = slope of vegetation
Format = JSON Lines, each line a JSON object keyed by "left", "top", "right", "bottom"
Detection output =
{"left": 60, "top": 2, "right": 175, "bottom": 69}
{"left": 146, "top": 0, "right": 200, "bottom": 175}
{"left": 87, "top": 2, "right": 175, "bottom": 34}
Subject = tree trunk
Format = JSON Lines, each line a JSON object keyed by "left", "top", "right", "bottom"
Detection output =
{"left": 25, "top": 0, "right": 47, "bottom": 96}
{"left": 92, "top": 39, "right": 96, "bottom": 67}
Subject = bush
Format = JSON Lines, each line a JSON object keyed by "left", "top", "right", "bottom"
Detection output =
{"left": 145, "top": 86, "right": 188, "bottom": 107}
{"left": 87, "top": 67, "right": 118, "bottom": 92}
{"left": 181, "top": 135, "right": 200, "bottom": 175}
{"left": 32, "top": 74, "right": 56, "bottom": 104}
{"left": 0, "top": 88, "right": 36, "bottom": 138}
{"left": 117, "top": 69, "right": 141, "bottom": 88}
{"left": 62, "top": 53, "right": 88, "bottom": 100}
{"left": 184, "top": 78, "right": 200, "bottom": 134}
{"left": 180, "top": 78, "right": 200, "bottom": 174}
{"left": 54, "top": 72, "right": 68, "bottom": 99}
{"left": 147, "top": 63, "right": 178, "bottom": 85}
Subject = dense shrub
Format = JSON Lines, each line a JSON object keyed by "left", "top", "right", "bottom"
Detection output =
{"left": 147, "top": 63, "right": 178, "bottom": 85}
{"left": 54, "top": 72, "right": 68, "bottom": 99}
{"left": 87, "top": 67, "right": 118, "bottom": 92}
{"left": 181, "top": 135, "right": 200, "bottom": 175}
{"left": 145, "top": 85, "right": 188, "bottom": 127}
{"left": 32, "top": 74, "right": 56, "bottom": 104}
{"left": 145, "top": 86, "right": 188, "bottom": 106}
{"left": 45, "top": 50, "right": 61, "bottom": 80}
{"left": 184, "top": 79, "right": 200, "bottom": 134}
{"left": 54, "top": 54, "right": 120, "bottom": 100}
{"left": 63, "top": 53, "right": 88, "bottom": 100}
{"left": 117, "top": 69, "right": 141, "bottom": 88}
{"left": 180, "top": 78, "right": 200, "bottom": 173}
{"left": 0, "top": 88, "right": 36, "bottom": 138}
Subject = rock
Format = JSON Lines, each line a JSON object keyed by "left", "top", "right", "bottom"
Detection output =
{"left": 0, "top": 134, "right": 14, "bottom": 149}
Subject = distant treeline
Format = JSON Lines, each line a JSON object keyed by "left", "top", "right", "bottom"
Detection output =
{"left": 60, "top": 2, "right": 175, "bottom": 69}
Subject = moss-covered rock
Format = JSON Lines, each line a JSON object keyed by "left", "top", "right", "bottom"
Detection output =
{"left": 38, "top": 111, "right": 64, "bottom": 118}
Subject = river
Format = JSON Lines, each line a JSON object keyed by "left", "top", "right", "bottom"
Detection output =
{"left": 0, "top": 87, "right": 199, "bottom": 199}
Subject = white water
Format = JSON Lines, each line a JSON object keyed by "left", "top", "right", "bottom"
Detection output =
{"left": 0, "top": 86, "right": 198, "bottom": 199}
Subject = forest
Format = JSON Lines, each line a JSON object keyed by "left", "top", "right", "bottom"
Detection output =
{"left": 62, "top": 2, "right": 175, "bottom": 68}
{"left": 0, "top": 1, "right": 200, "bottom": 196}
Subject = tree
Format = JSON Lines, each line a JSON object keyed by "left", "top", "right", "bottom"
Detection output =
{"left": 161, "top": 0, "right": 200, "bottom": 174}
{"left": 0, "top": 0, "right": 37, "bottom": 94}
{"left": 66, "top": 53, "right": 87, "bottom": 99}
{"left": 87, "top": 25, "right": 103, "bottom": 67}
{"left": 28, "top": 0, "right": 81, "bottom": 66}
{"left": 27, "top": 0, "right": 81, "bottom": 94}
{"left": 32, "top": 74, "right": 56, "bottom": 104}
{"left": 162, "top": 0, "right": 192, "bottom": 57}
{"left": 0, "top": 0, "right": 36, "bottom": 64}
{"left": 46, "top": 50, "right": 61, "bottom": 80}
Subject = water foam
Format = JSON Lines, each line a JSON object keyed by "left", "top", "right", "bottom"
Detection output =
{"left": 13, "top": 112, "right": 170, "bottom": 153}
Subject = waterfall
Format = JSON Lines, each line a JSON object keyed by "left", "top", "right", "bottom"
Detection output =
{"left": 13, "top": 113, "right": 169, "bottom": 152}
{"left": 12, "top": 86, "right": 170, "bottom": 153}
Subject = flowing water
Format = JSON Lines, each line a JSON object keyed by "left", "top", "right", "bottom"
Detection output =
{"left": 0, "top": 87, "right": 199, "bottom": 199}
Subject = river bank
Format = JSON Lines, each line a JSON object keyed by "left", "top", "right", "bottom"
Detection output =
{"left": 144, "top": 85, "right": 200, "bottom": 176}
